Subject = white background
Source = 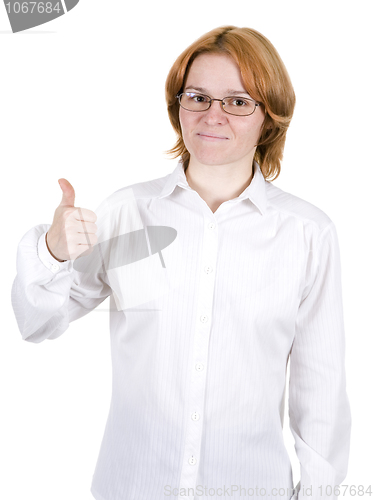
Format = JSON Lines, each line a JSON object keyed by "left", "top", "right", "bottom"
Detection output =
{"left": 1, "top": 0, "right": 373, "bottom": 499}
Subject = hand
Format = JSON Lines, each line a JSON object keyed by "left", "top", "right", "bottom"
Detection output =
{"left": 46, "top": 179, "right": 98, "bottom": 262}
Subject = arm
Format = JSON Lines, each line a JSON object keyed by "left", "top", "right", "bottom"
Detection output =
{"left": 11, "top": 223, "right": 112, "bottom": 343}
{"left": 289, "top": 222, "right": 351, "bottom": 500}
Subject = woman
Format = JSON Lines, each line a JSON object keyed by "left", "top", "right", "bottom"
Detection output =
{"left": 12, "top": 25, "right": 351, "bottom": 500}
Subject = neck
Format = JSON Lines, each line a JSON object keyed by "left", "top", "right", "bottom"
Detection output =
{"left": 185, "top": 158, "right": 255, "bottom": 214}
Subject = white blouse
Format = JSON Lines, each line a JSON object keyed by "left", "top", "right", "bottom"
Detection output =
{"left": 11, "top": 159, "right": 351, "bottom": 500}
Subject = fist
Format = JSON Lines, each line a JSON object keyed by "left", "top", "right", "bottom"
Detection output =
{"left": 46, "top": 179, "right": 98, "bottom": 262}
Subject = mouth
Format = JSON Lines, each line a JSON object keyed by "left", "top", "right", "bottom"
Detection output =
{"left": 197, "top": 133, "right": 229, "bottom": 141}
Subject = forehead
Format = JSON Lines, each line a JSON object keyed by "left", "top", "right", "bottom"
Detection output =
{"left": 185, "top": 52, "right": 247, "bottom": 93}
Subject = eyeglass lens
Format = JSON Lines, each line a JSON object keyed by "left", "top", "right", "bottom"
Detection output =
{"left": 179, "top": 92, "right": 256, "bottom": 116}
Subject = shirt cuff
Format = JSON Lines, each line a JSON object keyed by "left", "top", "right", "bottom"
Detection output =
{"left": 37, "top": 231, "right": 72, "bottom": 274}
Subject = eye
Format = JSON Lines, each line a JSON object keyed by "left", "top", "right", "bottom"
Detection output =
{"left": 186, "top": 93, "right": 209, "bottom": 103}
{"left": 230, "top": 98, "right": 249, "bottom": 107}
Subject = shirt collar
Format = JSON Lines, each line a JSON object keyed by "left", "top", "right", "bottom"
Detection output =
{"left": 156, "top": 159, "right": 267, "bottom": 216}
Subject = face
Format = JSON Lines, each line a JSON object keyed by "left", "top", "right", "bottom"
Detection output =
{"left": 179, "top": 52, "right": 266, "bottom": 170}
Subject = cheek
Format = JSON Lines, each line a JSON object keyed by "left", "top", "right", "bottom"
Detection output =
{"left": 179, "top": 110, "right": 198, "bottom": 142}
{"left": 179, "top": 110, "right": 188, "bottom": 138}
{"left": 242, "top": 117, "right": 265, "bottom": 144}
{"left": 254, "top": 112, "right": 266, "bottom": 138}
{"left": 179, "top": 108, "right": 189, "bottom": 128}
{"left": 236, "top": 123, "right": 259, "bottom": 144}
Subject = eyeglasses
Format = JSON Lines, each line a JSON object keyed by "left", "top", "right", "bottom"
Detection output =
{"left": 176, "top": 92, "right": 260, "bottom": 116}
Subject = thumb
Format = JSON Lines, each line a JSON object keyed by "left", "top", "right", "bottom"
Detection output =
{"left": 58, "top": 178, "right": 75, "bottom": 207}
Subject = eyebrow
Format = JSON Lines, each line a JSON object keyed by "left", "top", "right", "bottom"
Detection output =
{"left": 185, "top": 86, "right": 251, "bottom": 97}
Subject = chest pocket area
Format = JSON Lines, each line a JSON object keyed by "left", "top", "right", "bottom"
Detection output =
{"left": 104, "top": 226, "right": 180, "bottom": 312}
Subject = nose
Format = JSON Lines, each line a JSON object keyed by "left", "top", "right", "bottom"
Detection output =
{"left": 203, "top": 99, "right": 228, "bottom": 125}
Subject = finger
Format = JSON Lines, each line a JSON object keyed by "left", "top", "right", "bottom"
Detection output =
{"left": 76, "top": 221, "right": 97, "bottom": 234}
{"left": 58, "top": 179, "right": 75, "bottom": 207}
{"left": 75, "top": 233, "right": 98, "bottom": 246}
{"left": 77, "top": 208, "right": 93, "bottom": 248}
{"left": 70, "top": 207, "right": 97, "bottom": 223}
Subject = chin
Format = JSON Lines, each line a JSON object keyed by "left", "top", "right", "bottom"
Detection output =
{"left": 188, "top": 148, "right": 225, "bottom": 165}
{"left": 192, "top": 153, "right": 235, "bottom": 166}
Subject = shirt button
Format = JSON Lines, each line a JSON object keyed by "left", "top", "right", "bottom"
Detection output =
{"left": 200, "top": 315, "right": 208, "bottom": 323}
{"left": 51, "top": 263, "right": 60, "bottom": 271}
{"left": 191, "top": 412, "right": 200, "bottom": 421}
{"left": 204, "top": 265, "right": 213, "bottom": 274}
{"left": 188, "top": 456, "right": 197, "bottom": 465}
{"left": 207, "top": 222, "right": 216, "bottom": 230}
{"left": 195, "top": 363, "right": 204, "bottom": 371}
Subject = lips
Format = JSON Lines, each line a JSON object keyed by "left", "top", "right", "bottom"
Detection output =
{"left": 197, "top": 133, "right": 229, "bottom": 140}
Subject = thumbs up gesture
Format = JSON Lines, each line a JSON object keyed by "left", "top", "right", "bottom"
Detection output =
{"left": 46, "top": 179, "right": 98, "bottom": 262}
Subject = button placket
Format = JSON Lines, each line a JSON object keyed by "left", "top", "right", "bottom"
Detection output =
{"left": 178, "top": 217, "right": 218, "bottom": 499}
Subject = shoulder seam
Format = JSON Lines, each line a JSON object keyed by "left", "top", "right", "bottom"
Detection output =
{"left": 266, "top": 200, "right": 331, "bottom": 230}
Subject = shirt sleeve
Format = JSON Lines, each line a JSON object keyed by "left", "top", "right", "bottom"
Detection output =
{"left": 37, "top": 229, "right": 71, "bottom": 273}
{"left": 288, "top": 222, "right": 351, "bottom": 500}
{"left": 11, "top": 223, "right": 112, "bottom": 343}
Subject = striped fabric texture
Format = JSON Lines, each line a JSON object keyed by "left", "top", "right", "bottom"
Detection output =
{"left": 11, "top": 160, "right": 351, "bottom": 500}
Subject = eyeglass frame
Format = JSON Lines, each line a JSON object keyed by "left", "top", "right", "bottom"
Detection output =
{"left": 175, "top": 91, "right": 260, "bottom": 116}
